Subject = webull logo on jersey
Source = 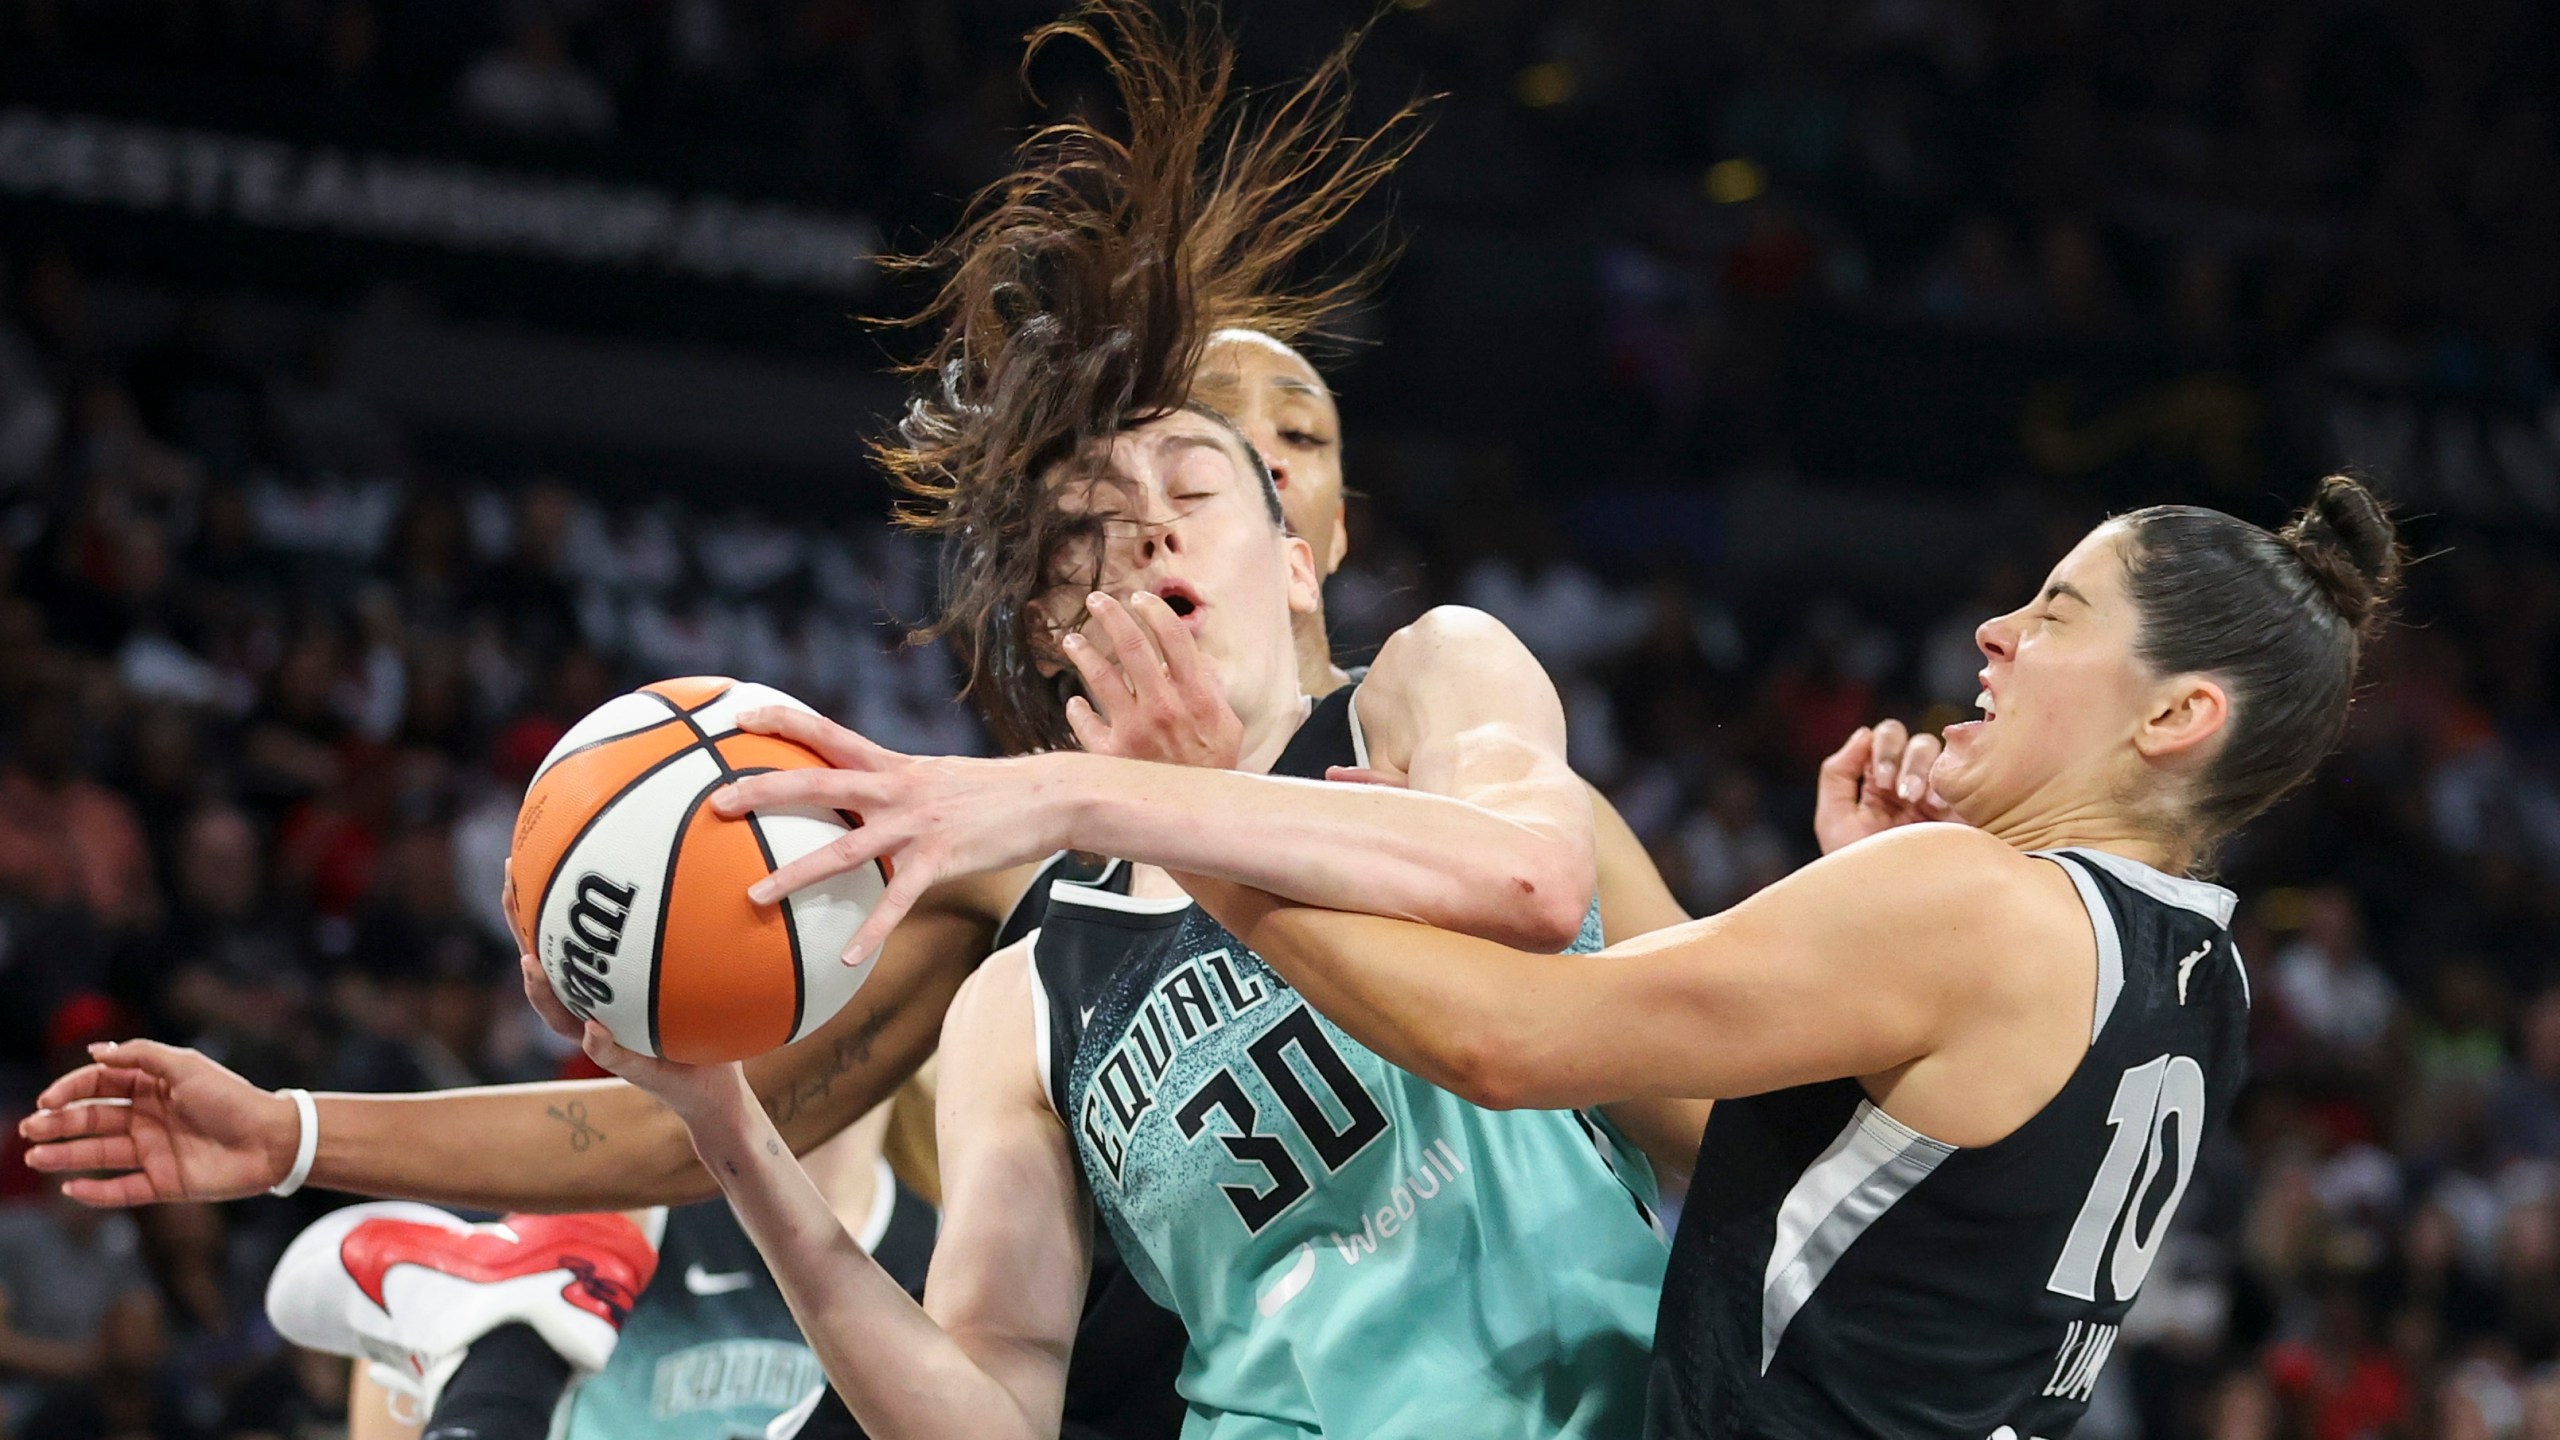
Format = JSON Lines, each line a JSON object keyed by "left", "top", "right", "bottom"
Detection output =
{"left": 1325, "top": 1138, "right": 1467, "bottom": 1266}
{"left": 1081, "top": 949, "right": 1274, "bottom": 1183}
{"left": 555, "top": 873, "right": 635, "bottom": 1016}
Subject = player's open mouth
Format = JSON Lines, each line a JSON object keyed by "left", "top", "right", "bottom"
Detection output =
{"left": 1945, "top": 678, "right": 1996, "bottom": 740}
{"left": 1151, "top": 582, "right": 1205, "bottom": 627}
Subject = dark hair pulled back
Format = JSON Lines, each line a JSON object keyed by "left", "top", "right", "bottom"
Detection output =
{"left": 2119, "top": 475, "right": 2404, "bottom": 847}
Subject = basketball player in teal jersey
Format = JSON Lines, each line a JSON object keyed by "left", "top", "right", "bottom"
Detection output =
{"left": 590, "top": 413, "right": 1666, "bottom": 1440}
{"left": 546, "top": 12, "right": 1692, "bottom": 1426}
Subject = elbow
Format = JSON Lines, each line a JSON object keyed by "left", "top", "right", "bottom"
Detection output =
{"left": 1435, "top": 1023, "right": 1544, "bottom": 1112}
{"left": 1523, "top": 881, "right": 1594, "bottom": 953}
{"left": 1480, "top": 857, "right": 1594, "bottom": 953}
{"left": 1428, "top": 831, "right": 1593, "bottom": 951}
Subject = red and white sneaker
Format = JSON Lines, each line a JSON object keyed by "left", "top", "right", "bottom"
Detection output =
{"left": 265, "top": 1202, "right": 660, "bottom": 1408}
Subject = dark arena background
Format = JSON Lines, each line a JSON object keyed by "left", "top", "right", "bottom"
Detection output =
{"left": 1, "top": 1, "right": 2556, "bottom": 1437}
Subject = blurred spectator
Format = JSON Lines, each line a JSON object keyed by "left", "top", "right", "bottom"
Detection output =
{"left": 2502, "top": 1199, "right": 2560, "bottom": 1362}
{"left": 2497, "top": 990, "right": 2560, "bottom": 1166}
{"left": 0, "top": 1193, "right": 160, "bottom": 1432}
{"left": 0, "top": 690, "right": 159, "bottom": 934}
{"left": 2262, "top": 1279, "right": 2410, "bottom": 1439}
{"left": 2270, "top": 888, "right": 2400, "bottom": 1072}
{"left": 1915, "top": 215, "right": 2040, "bottom": 330}
{"left": 1670, "top": 770, "right": 1790, "bottom": 917}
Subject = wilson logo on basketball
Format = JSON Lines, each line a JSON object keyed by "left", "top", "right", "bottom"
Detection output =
{"left": 512, "top": 677, "right": 887, "bottom": 1062}
{"left": 558, "top": 873, "right": 637, "bottom": 1012}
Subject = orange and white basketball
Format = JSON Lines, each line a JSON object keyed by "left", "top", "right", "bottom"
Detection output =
{"left": 507, "top": 677, "right": 885, "bottom": 1064}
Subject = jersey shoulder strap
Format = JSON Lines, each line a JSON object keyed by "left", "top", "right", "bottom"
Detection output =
{"left": 2036, "top": 846, "right": 2248, "bottom": 1028}
{"left": 1272, "top": 681, "right": 1366, "bottom": 780}
{"left": 996, "top": 851, "right": 1133, "bottom": 951}
{"left": 1028, "top": 884, "right": 1191, "bottom": 1119}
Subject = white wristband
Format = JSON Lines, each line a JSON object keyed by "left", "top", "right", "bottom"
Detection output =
{"left": 269, "top": 1089, "right": 319, "bottom": 1198}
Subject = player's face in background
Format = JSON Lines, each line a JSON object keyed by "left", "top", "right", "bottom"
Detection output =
{"left": 1931, "top": 524, "right": 2171, "bottom": 828}
{"left": 1192, "top": 332, "right": 1347, "bottom": 576}
{"left": 1033, "top": 408, "right": 1322, "bottom": 729}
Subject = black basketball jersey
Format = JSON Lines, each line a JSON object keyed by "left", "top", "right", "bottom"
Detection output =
{"left": 1647, "top": 847, "right": 2251, "bottom": 1440}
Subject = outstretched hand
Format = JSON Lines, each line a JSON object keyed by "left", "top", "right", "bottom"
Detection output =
{"left": 700, "top": 590, "right": 1244, "bottom": 967}
{"left": 18, "top": 1041, "right": 300, "bottom": 1206}
{"left": 1814, "top": 719, "right": 1956, "bottom": 854}
{"left": 703, "top": 711, "right": 1055, "bottom": 968}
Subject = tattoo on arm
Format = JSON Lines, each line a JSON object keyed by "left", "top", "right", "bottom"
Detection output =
{"left": 766, "top": 1138, "right": 783, "bottom": 1157}
{"left": 546, "top": 1101, "right": 606, "bottom": 1151}
{"left": 768, "top": 999, "right": 900, "bottom": 1130}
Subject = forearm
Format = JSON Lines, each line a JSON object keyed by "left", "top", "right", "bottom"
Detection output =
{"left": 1178, "top": 877, "right": 1586, "bottom": 1108}
{"left": 311, "top": 1081, "right": 715, "bottom": 1212}
{"left": 680, "top": 1080, "right": 1052, "bottom": 1440}
{"left": 1190, "top": 830, "right": 1989, "bottom": 1115}
{"left": 752, "top": 908, "right": 976, "bottom": 1154}
{"left": 1056, "top": 753, "right": 1593, "bottom": 948}
{"left": 313, "top": 915, "right": 969, "bottom": 1211}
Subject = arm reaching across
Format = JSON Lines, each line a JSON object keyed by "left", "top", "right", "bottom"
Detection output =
{"left": 584, "top": 942, "right": 1085, "bottom": 1440}
{"left": 723, "top": 602, "right": 1598, "bottom": 960}
{"left": 1173, "top": 822, "right": 2101, "bottom": 1169}
{"left": 21, "top": 870, "right": 1018, "bottom": 1211}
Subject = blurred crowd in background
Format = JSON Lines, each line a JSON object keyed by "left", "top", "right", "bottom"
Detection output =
{"left": 3, "top": 1, "right": 2560, "bottom": 1438}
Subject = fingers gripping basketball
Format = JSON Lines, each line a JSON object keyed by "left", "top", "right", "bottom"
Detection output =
{"left": 506, "top": 678, "right": 887, "bottom": 1064}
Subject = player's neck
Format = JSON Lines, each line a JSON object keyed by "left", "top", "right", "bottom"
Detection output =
{"left": 1982, "top": 798, "right": 2180, "bottom": 875}
{"left": 1234, "top": 689, "right": 1314, "bottom": 776}
{"left": 1292, "top": 614, "right": 1347, "bottom": 696}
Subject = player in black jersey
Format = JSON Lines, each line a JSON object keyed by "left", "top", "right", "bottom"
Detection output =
{"left": 1170, "top": 476, "right": 2404, "bottom": 1439}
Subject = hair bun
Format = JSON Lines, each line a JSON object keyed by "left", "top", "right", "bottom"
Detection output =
{"left": 2277, "top": 474, "right": 2403, "bottom": 641}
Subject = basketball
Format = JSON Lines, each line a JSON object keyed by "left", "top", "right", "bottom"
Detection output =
{"left": 506, "top": 677, "right": 886, "bottom": 1064}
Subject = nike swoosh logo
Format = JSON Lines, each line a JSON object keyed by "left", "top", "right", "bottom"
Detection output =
{"left": 2177, "top": 940, "right": 2214, "bottom": 1004}
{"left": 1255, "top": 1245, "right": 1317, "bottom": 1317}
{"left": 684, "top": 1264, "right": 755, "bottom": 1296}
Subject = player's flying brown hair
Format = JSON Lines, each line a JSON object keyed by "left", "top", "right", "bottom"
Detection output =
{"left": 876, "top": 0, "right": 1426, "bottom": 754}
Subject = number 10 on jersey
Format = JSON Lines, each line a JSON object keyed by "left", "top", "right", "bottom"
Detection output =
{"left": 2048, "top": 1053, "right": 2205, "bottom": 1304}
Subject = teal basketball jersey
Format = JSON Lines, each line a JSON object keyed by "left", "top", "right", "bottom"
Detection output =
{"left": 550, "top": 1168, "right": 933, "bottom": 1440}
{"left": 1027, "top": 686, "right": 1667, "bottom": 1439}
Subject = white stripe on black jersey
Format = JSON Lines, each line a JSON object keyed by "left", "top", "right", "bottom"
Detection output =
{"left": 1646, "top": 848, "right": 2249, "bottom": 1439}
